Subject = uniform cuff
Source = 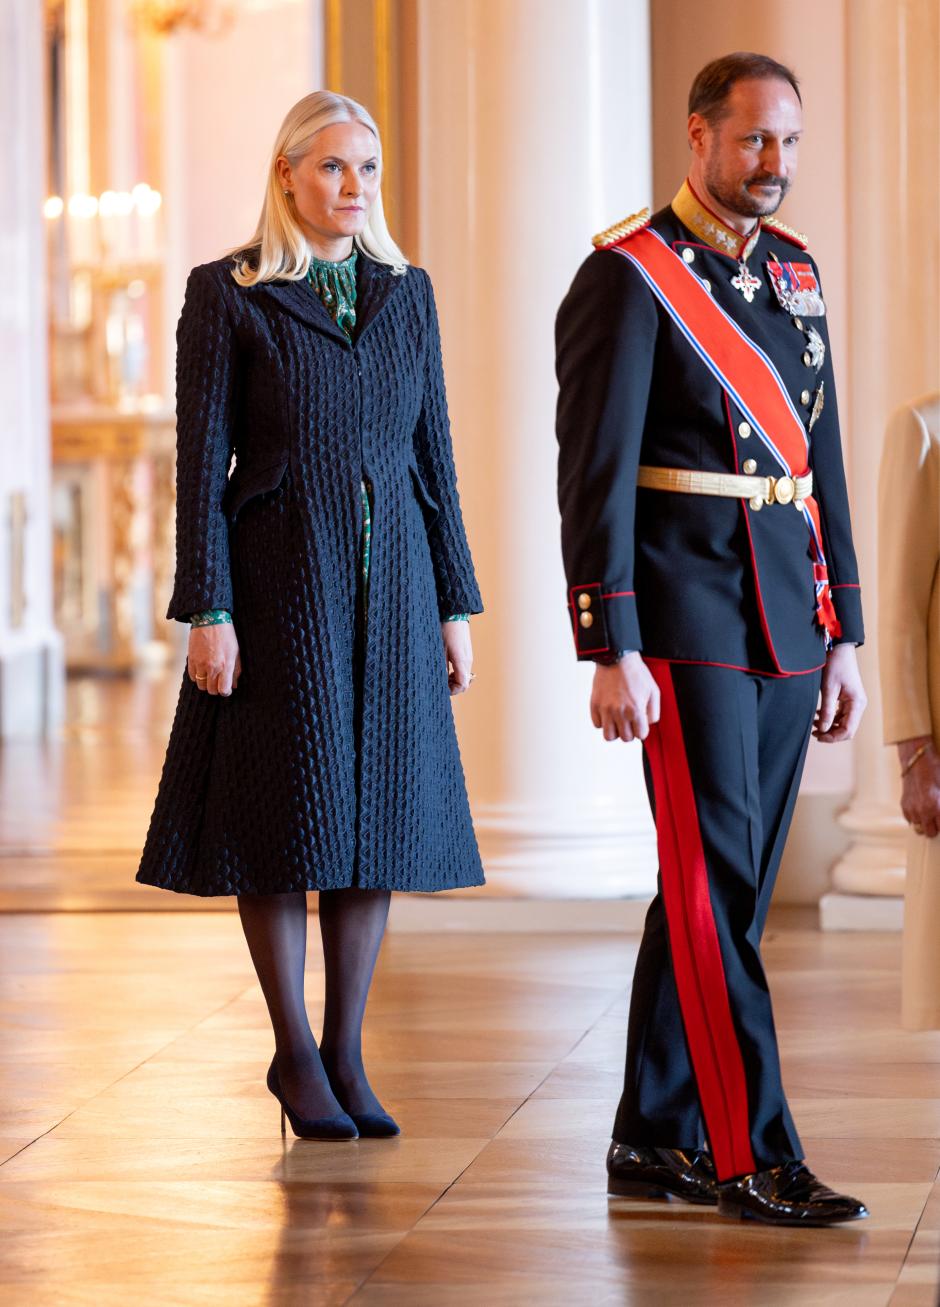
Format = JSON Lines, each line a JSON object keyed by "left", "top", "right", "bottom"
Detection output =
{"left": 567, "top": 584, "right": 641, "bottom": 660}
{"left": 830, "top": 584, "right": 864, "bottom": 646}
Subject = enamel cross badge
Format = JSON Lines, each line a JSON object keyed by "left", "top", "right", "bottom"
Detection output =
{"left": 730, "top": 261, "right": 762, "bottom": 302}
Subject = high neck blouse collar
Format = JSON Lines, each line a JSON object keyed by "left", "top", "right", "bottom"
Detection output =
{"left": 306, "top": 248, "right": 358, "bottom": 339}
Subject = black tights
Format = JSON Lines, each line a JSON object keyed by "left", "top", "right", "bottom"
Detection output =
{"left": 236, "top": 888, "right": 391, "bottom": 1119}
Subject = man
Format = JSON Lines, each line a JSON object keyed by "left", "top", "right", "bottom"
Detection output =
{"left": 879, "top": 393, "right": 940, "bottom": 1030}
{"left": 556, "top": 52, "right": 868, "bottom": 1226}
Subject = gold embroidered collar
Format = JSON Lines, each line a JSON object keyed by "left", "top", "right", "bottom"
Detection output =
{"left": 671, "top": 179, "right": 762, "bottom": 262}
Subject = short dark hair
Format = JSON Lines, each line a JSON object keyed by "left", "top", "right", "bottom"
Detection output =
{"left": 688, "top": 52, "right": 801, "bottom": 123}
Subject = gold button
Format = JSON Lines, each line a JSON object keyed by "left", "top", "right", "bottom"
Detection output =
{"left": 802, "top": 351, "right": 812, "bottom": 367}
{"left": 682, "top": 248, "right": 695, "bottom": 263}
{"left": 742, "top": 458, "right": 757, "bottom": 474}
{"left": 738, "top": 422, "right": 751, "bottom": 439}
{"left": 579, "top": 611, "right": 594, "bottom": 629}
{"left": 702, "top": 278, "right": 712, "bottom": 292}
{"left": 577, "top": 592, "right": 592, "bottom": 611}
{"left": 749, "top": 496, "right": 763, "bottom": 511}
{"left": 800, "top": 389, "right": 811, "bottom": 406}
{"left": 793, "top": 317, "right": 804, "bottom": 331}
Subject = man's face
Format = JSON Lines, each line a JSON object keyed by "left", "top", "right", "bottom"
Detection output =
{"left": 692, "top": 77, "right": 803, "bottom": 219}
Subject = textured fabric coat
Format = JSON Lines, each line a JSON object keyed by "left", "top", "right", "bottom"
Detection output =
{"left": 136, "top": 252, "right": 484, "bottom": 896}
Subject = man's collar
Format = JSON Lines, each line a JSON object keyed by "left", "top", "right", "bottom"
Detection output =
{"left": 671, "top": 179, "right": 762, "bottom": 262}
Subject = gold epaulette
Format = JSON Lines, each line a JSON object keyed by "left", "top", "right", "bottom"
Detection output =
{"left": 592, "top": 208, "right": 651, "bottom": 250}
{"left": 761, "top": 217, "right": 809, "bottom": 250}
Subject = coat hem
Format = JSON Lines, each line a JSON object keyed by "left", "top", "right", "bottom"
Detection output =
{"left": 135, "top": 873, "right": 486, "bottom": 897}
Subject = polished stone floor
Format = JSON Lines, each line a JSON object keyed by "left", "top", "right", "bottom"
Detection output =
{"left": 1, "top": 912, "right": 939, "bottom": 1305}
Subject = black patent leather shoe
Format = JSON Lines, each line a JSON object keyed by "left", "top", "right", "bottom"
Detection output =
{"left": 606, "top": 1142, "right": 718, "bottom": 1205}
{"left": 718, "top": 1161, "right": 869, "bottom": 1226}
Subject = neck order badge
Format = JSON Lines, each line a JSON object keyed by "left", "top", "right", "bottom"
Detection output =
{"left": 613, "top": 227, "right": 841, "bottom": 640}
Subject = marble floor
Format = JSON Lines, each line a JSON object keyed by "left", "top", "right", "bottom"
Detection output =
{"left": 1, "top": 911, "right": 939, "bottom": 1305}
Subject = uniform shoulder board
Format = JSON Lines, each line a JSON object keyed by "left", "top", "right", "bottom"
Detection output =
{"left": 761, "top": 217, "right": 809, "bottom": 251}
{"left": 591, "top": 207, "right": 651, "bottom": 250}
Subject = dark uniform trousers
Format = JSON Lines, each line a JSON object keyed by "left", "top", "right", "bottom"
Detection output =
{"left": 613, "top": 661, "right": 820, "bottom": 1179}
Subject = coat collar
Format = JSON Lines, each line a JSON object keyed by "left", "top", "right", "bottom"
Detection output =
{"left": 254, "top": 251, "right": 405, "bottom": 345}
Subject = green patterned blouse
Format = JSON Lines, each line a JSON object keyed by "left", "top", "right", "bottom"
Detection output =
{"left": 189, "top": 248, "right": 468, "bottom": 626}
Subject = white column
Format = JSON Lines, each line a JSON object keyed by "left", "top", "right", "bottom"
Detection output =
{"left": 0, "top": 1, "right": 64, "bottom": 736}
{"left": 416, "top": 0, "right": 657, "bottom": 895}
{"left": 820, "top": 0, "right": 940, "bottom": 929}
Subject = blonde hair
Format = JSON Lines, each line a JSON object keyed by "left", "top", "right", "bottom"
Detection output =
{"left": 228, "top": 90, "right": 408, "bottom": 285}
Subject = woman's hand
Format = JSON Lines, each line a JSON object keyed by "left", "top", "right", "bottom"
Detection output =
{"left": 442, "top": 621, "right": 473, "bottom": 695}
{"left": 899, "top": 736, "right": 940, "bottom": 838}
{"left": 591, "top": 653, "right": 660, "bottom": 742}
{"left": 188, "top": 624, "right": 242, "bottom": 696}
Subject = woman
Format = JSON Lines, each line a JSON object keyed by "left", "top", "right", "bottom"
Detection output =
{"left": 879, "top": 392, "right": 940, "bottom": 1029}
{"left": 136, "top": 91, "right": 484, "bottom": 1140}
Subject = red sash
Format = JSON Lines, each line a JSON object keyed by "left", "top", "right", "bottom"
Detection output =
{"left": 615, "top": 227, "right": 841, "bottom": 639}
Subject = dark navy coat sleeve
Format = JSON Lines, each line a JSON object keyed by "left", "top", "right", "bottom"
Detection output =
{"left": 555, "top": 249, "right": 658, "bottom": 659}
{"left": 411, "top": 268, "right": 483, "bottom": 619}
{"left": 804, "top": 257, "right": 864, "bottom": 645}
{"left": 166, "top": 264, "right": 238, "bottom": 622}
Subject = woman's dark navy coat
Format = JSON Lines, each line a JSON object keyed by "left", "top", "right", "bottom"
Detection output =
{"left": 136, "top": 253, "right": 484, "bottom": 896}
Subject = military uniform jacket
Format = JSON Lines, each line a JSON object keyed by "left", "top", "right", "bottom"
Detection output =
{"left": 555, "top": 181, "right": 864, "bottom": 675}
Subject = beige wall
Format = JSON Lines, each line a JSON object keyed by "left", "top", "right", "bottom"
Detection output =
{"left": 161, "top": 1, "right": 323, "bottom": 396}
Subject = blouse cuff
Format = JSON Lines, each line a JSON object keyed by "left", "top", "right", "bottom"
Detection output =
{"left": 190, "top": 609, "right": 233, "bottom": 626}
{"left": 443, "top": 614, "right": 470, "bottom": 622}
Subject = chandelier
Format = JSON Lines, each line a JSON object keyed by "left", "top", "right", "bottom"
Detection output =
{"left": 129, "top": 0, "right": 235, "bottom": 36}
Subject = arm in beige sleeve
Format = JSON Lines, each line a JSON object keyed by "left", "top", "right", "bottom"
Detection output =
{"left": 878, "top": 403, "right": 939, "bottom": 745}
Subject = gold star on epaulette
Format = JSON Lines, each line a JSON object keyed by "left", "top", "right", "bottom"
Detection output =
{"left": 592, "top": 208, "right": 651, "bottom": 250}
{"left": 761, "top": 217, "right": 809, "bottom": 250}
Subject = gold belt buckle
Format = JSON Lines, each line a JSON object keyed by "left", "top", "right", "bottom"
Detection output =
{"left": 766, "top": 475, "right": 796, "bottom": 505}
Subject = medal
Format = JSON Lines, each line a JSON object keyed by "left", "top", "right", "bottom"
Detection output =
{"left": 808, "top": 381, "right": 825, "bottom": 432}
{"left": 731, "top": 261, "right": 761, "bottom": 302}
{"left": 766, "top": 260, "right": 826, "bottom": 316}
{"left": 804, "top": 325, "right": 826, "bottom": 371}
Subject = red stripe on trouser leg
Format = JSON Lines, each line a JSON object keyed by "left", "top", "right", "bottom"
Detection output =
{"left": 643, "top": 659, "right": 757, "bottom": 1180}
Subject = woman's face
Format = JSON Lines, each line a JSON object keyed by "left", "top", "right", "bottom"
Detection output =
{"left": 277, "top": 121, "right": 381, "bottom": 251}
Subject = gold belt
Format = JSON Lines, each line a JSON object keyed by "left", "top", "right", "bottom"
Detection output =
{"left": 636, "top": 465, "right": 813, "bottom": 507}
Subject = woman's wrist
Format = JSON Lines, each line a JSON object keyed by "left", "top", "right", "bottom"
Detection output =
{"left": 898, "top": 735, "right": 935, "bottom": 776}
{"left": 190, "top": 609, "right": 233, "bottom": 626}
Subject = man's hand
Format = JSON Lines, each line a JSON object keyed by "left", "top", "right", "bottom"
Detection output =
{"left": 898, "top": 736, "right": 940, "bottom": 838}
{"left": 591, "top": 652, "right": 660, "bottom": 742}
{"left": 813, "top": 643, "right": 867, "bottom": 742}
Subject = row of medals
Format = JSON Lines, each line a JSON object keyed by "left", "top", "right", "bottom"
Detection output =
{"left": 727, "top": 254, "right": 826, "bottom": 433}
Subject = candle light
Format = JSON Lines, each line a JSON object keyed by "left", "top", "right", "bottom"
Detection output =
{"left": 66, "top": 193, "right": 99, "bottom": 267}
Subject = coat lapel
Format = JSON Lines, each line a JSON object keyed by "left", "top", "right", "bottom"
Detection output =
{"left": 256, "top": 276, "right": 350, "bottom": 344}
{"left": 253, "top": 253, "right": 406, "bottom": 346}
{"left": 353, "top": 255, "right": 404, "bottom": 342}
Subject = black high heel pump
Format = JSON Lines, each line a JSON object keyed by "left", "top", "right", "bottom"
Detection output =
{"left": 266, "top": 1056, "right": 359, "bottom": 1141}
